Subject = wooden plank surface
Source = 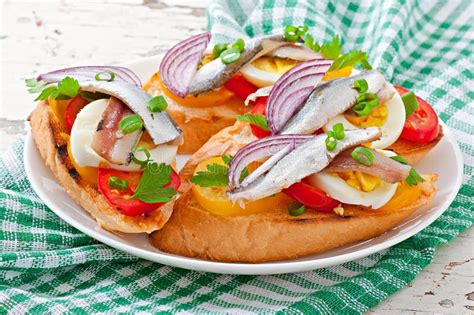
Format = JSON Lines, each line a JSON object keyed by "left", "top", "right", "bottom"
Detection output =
{"left": 1, "top": 1, "right": 472, "bottom": 313}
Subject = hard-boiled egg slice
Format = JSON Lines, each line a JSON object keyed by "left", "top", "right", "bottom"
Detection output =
{"left": 308, "top": 150, "right": 398, "bottom": 209}
{"left": 240, "top": 62, "right": 281, "bottom": 88}
{"left": 323, "top": 83, "right": 405, "bottom": 149}
{"left": 70, "top": 98, "right": 177, "bottom": 171}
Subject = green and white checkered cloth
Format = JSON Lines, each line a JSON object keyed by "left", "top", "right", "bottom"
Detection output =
{"left": 1, "top": 0, "right": 473, "bottom": 313}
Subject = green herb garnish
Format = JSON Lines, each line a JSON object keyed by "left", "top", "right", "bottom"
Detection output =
{"left": 401, "top": 91, "right": 420, "bottom": 118}
{"left": 353, "top": 79, "right": 368, "bottom": 93}
{"left": 220, "top": 48, "right": 241, "bottom": 65}
{"left": 351, "top": 147, "right": 375, "bottom": 166}
{"left": 29, "top": 76, "right": 80, "bottom": 101}
{"left": 236, "top": 113, "right": 269, "bottom": 131}
{"left": 222, "top": 155, "right": 233, "bottom": 166}
{"left": 108, "top": 176, "right": 129, "bottom": 191}
{"left": 132, "top": 162, "right": 176, "bottom": 203}
{"left": 320, "top": 35, "right": 342, "bottom": 60}
{"left": 95, "top": 70, "right": 115, "bottom": 82}
{"left": 213, "top": 43, "right": 228, "bottom": 59}
{"left": 288, "top": 201, "right": 306, "bottom": 216}
{"left": 390, "top": 155, "right": 408, "bottom": 165}
{"left": 325, "top": 131, "right": 337, "bottom": 151}
{"left": 332, "top": 123, "right": 345, "bottom": 140}
{"left": 191, "top": 163, "right": 229, "bottom": 187}
{"left": 231, "top": 38, "right": 245, "bottom": 53}
{"left": 329, "top": 49, "right": 372, "bottom": 72}
{"left": 119, "top": 114, "right": 143, "bottom": 134}
{"left": 131, "top": 146, "right": 151, "bottom": 169}
{"left": 304, "top": 34, "right": 320, "bottom": 52}
{"left": 148, "top": 95, "right": 168, "bottom": 113}
{"left": 404, "top": 168, "right": 425, "bottom": 186}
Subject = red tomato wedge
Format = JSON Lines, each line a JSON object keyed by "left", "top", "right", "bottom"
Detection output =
{"left": 64, "top": 95, "right": 90, "bottom": 133}
{"left": 249, "top": 96, "right": 271, "bottom": 138}
{"left": 395, "top": 86, "right": 439, "bottom": 143}
{"left": 224, "top": 72, "right": 258, "bottom": 100}
{"left": 283, "top": 180, "right": 339, "bottom": 213}
{"left": 97, "top": 168, "right": 180, "bottom": 216}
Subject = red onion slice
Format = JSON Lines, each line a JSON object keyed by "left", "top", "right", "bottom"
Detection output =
{"left": 159, "top": 32, "right": 211, "bottom": 98}
{"left": 266, "top": 59, "right": 332, "bottom": 134}
{"left": 228, "top": 135, "right": 313, "bottom": 190}
{"left": 37, "top": 66, "right": 141, "bottom": 87}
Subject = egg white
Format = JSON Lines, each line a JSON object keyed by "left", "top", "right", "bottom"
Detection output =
{"left": 70, "top": 98, "right": 177, "bottom": 171}
{"left": 323, "top": 83, "right": 405, "bottom": 149}
{"left": 240, "top": 63, "right": 281, "bottom": 88}
{"left": 308, "top": 150, "right": 398, "bottom": 209}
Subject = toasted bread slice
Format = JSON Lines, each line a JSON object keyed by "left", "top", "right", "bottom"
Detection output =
{"left": 151, "top": 175, "right": 437, "bottom": 263}
{"left": 151, "top": 121, "right": 441, "bottom": 262}
{"left": 29, "top": 102, "right": 175, "bottom": 233}
{"left": 144, "top": 73, "right": 249, "bottom": 154}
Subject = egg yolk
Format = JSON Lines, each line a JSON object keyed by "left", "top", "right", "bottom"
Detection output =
{"left": 252, "top": 56, "right": 299, "bottom": 74}
{"left": 345, "top": 104, "right": 388, "bottom": 128}
{"left": 335, "top": 171, "right": 381, "bottom": 192}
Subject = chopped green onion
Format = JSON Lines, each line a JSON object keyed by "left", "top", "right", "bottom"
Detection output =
{"left": 405, "top": 168, "right": 425, "bottom": 186}
{"left": 401, "top": 91, "right": 420, "bottom": 118}
{"left": 351, "top": 147, "right": 375, "bottom": 166}
{"left": 231, "top": 38, "right": 245, "bottom": 53}
{"left": 220, "top": 48, "right": 241, "bottom": 64}
{"left": 95, "top": 71, "right": 116, "bottom": 82}
{"left": 148, "top": 95, "right": 168, "bottom": 113}
{"left": 332, "top": 123, "right": 345, "bottom": 140}
{"left": 356, "top": 93, "right": 379, "bottom": 107}
{"left": 109, "top": 176, "right": 129, "bottom": 190}
{"left": 390, "top": 155, "right": 408, "bottom": 165}
{"left": 325, "top": 131, "right": 337, "bottom": 151}
{"left": 353, "top": 79, "right": 368, "bottom": 93}
{"left": 284, "top": 25, "right": 299, "bottom": 42}
{"left": 297, "top": 25, "right": 309, "bottom": 36}
{"left": 119, "top": 114, "right": 143, "bottom": 134}
{"left": 212, "top": 43, "right": 228, "bottom": 59}
{"left": 131, "top": 145, "right": 151, "bottom": 169}
{"left": 288, "top": 201, "right": 306, "bottom": 216}
{"left": 353, "top": 102, "right": 372, "bottom": 116}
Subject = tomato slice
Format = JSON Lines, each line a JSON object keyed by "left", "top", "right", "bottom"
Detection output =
{"left": 282, "top": 180, "right": 339, "bottom": 212}
{"left": 394, "top": 86, "right": 439, "bottom": 143}
{"left": 64, "top": 95, "right": 90, "bottom": 133}
{"left": 249, "top": 96, "right": 271, "bottom": 138}
{"left": 97, "top": 168, "right": 180, "bottom": 216}
{"left": 224, "top": 72, "right": 258, "bottom": 100}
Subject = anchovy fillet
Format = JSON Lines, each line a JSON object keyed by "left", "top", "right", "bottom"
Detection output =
{"left": 79, "top": 80, "right": 182, "bottom": 145}
{"left": 228, "top": 127, "right": 382, "bottom": 203}
{"left": 188, "top": 34, "right": 287, "bottom": 96}
{"left": 280, "top": 70, "right": 394, "bottom": 135}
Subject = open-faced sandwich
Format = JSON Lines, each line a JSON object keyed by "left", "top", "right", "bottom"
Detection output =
{"left": 27, "top": 66, "right": 183, "bottom": 233}
{"left": 145, "top": 26, "right": 355, "bottom": 153}
{"left": 150, "top": 27, "right": 442, "bottom": 262}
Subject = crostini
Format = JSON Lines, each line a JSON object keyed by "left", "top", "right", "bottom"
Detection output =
{"left": 151, "top": 36, "right": 442, "bottom": 262}
{"left": 27, "top": 66, "right": 183, "bottom": 233}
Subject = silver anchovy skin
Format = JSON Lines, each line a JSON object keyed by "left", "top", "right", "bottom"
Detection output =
{"left": 188, "top": 34, "right": 287, "bottom": 96}
{"left": 280, "top": 70, "right": 394, "bottom": 135}
{"left": 80, "top": 80, "right": 182, "bottom": 145}
{"left": 228, "top": 127, "right": 382, "bottom": 203}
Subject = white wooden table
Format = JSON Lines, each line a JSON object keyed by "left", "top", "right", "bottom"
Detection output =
{"left": 1, "top": 1, "right": 472, "bottom": 313}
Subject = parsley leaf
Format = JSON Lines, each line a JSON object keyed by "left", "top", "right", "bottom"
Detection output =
{"left": 320, "top": 35, "right": 342, "bottom": 59}
{"left": 304, "top": 34, "right": 321, "bottom": 52}
{"left": 405, "top": 168, "right": 425, "bottom": 186}
{"left": 329, "top": 50, "right": 372, "bottom": 71}
{"left": 132, "top": 162, "right": 176, "bottom": 203}
{"left": 30, "top": 76, "right": 80, "bottom": 101}
{"left": 236, "top": 113, "right": 269, "bottom": 131}
{"left": 191, "top": 163, "right": 229, "bottom": 187}
{"left": 222, "top": 155, "right": 233, "bottom": 166}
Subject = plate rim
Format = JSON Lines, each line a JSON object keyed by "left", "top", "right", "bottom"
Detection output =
{"left": 23, "top": 57, "right": 464, "bottom": 275}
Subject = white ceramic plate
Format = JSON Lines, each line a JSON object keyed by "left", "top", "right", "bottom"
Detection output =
{"left": 24, "top": 56, "right": 464, "bottom": 275}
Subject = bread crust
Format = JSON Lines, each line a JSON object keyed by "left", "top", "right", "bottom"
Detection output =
{"left": 144, "top": 73, "right": 249, "bottom": 154}
{"left": 151, "top": 175, "right": 437, "bottom": 263}
{"left": 29, "top": 102, "right": 175, "bottom": 234}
